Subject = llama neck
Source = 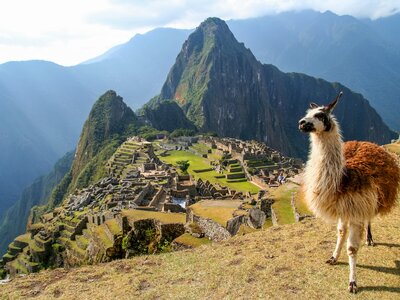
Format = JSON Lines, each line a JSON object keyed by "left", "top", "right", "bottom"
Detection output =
{"left": 305, "top": 125, "right": 344, "bottom": 195}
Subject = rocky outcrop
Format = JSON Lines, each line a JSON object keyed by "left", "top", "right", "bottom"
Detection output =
{"left": 140, "top": 100, "right": 195, "bottom": 132}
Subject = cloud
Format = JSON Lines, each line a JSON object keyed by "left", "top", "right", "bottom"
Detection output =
{"left": 0, "top": 0, "right": 399, "bottom": 65}
{"left": 89, "top": 0, "right": 400, "bottom": 31}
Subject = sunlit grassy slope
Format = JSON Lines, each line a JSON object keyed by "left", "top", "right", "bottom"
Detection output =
{"left": 2, "top": 205, "right": 399, "bottom": 299}
{"left": 159, "top": 150, "right": 259, "bottom": 194}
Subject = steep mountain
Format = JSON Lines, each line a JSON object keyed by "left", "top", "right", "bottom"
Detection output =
{"left": 0, "top": 29, "right": 188, "bottom": 216}
{"left": 2, "top": 10, "right": 400, "bottom": 226}
{"left": 69, "top": 90, "right": 139, "bottom": 192}
{"left": 140, "top": 99, "right": 196, "bottom": 132}
{"left": 71, "top": 28, "right": 191, "bottom": 108}
{"left": 366, "top": 13, "right": 400, "bottom": 48}
{"left": 154, "top": 17, "right": 396, "bottom": 158}
{"left": 0, "top": 90, "right": 152, "bottom": 256}
{"left": 228, "top": 11, "right": 400, "bottom": 130}
{"left": 0, "top": 151, "right": 74, "bottom": 255}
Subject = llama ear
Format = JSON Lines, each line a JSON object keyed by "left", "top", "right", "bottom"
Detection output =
{"left": 309, "top": 102, "right": 319, "bottom": 109}
{"left": 325, "top": 91, "right": 343, "bottom": 113}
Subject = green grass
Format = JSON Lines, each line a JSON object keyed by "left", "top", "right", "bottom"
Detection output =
{"left": 173, "top": 233, "right": 211, "bottom": 248}
{"left": 9, "top": 257, "right": 28, "bottom": 274}
{"left": 3, "top": 253, "right": 15, "bottom": 259}
{"left": 105, "top": 219, "right": 122, "bottom": 235}
{"left": 159, "top": 150, "right": 259, "bottom": 194}
{"left": 8, "top": 243, "right": 21, "bottom": 252}
{"left": 121, "top": 210, "right": 186, "bottom": 224}
{"left": 270, "top": 183, "right": 297, "bottom": 224}
{"left": 190, "top": 143, "right": 211, "bottom": 154}
{"left": 295, "top": 189, "right": 312, "bottom": 216}
{"left": 14, "top": 234, "right": 45, "bottom": 253}
{"left": 93, "top": 226, "right": 114, "bottom": 249}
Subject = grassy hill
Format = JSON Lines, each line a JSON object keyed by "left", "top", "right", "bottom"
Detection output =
{"left": 1, "top": 205, "right": 398, "bottom": 299}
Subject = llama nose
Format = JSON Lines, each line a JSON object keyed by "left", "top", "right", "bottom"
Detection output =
{"left": 299, "top": 119, "right": 306, "bottom": 126}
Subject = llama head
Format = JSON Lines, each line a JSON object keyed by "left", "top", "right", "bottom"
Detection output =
{"left": 298, "top": 92, "right": 343, "bottom": 133}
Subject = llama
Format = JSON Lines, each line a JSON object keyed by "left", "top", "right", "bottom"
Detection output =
{"left": 298, "top": 91, "right": 400, "bottom": 293}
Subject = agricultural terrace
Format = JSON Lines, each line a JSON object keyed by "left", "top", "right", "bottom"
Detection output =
{"left": 269, "top": 182, "right": 311, "bottom": 224}
{"left": 157, "top": 144, "right": 260, "bottom": 194}
{"left": 190, "top": 200, "right": 246, "bottom": 226}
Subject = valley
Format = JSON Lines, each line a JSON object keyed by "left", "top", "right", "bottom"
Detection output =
{"left": 0, "top": 10, "right": 399, "bottom": 299}
{"left": 0, "top": 135, "right": 306, "bottom": 277}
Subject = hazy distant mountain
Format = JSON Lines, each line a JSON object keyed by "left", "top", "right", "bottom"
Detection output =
{"left": 0, "top": 61, "right": 95, "bottom": 214}
{"left": 0, "top": 151, "right": 73, "bottom": 254}
{"left": 0, "top": 29, "right": 189, "bottom": 215}
{"left": 228, "top": 10, "right": 400, "bottom": 130}
{"left": 71, "top": 28, "right": 191, "bottom": 109}
{"left": 1, "top": 10, "right": 400, "bottom": 218}
{"left": 366, "top": 13, "right": 400, "bottom": 48}
{"left": 149, "top": 18, "right": 396, "bottom": 157}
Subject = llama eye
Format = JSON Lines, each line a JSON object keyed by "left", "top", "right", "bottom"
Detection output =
{"left": 314, "top": 113, "right": 326, "bottom": 120}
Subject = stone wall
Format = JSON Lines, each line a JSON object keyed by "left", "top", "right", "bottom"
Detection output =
{"left": 290, "top": 193, "right": 312, "bottom": 222}
{"left": 163, "top": 203, "right": 186, "bottom": 213}
{"left": 149, "top": 188, "right": 166, "bottom": 208}
{"left": 133, "top": 183, "right": 153, "bottom": 205}
{"left": 271, "top": 207, "right": 279, "bottom": 226}
{"left": 186, "top": 208, "right": 231, "bottom": 242}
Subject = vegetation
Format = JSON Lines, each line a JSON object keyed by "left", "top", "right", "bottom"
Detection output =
{"left": 3, "top": 206, "right": 399, "bottom": 299}
{"left": 176, "top": 160, "right": 190, "bottom": 174}
{"left": 159, "top": 150, "right": 259, "bottom": 194}
{"left": 270, "top": 183, "right": 297, "bottom": 224}
{"left": 52, "top": 243, "right": 65, "bottom": 253}
{"left": 0, "top": 151, "right": 74, "bottom": 255}
{"left": 190, "top": 200, "right": 244, "bottom": 226}
{"left": 384, "top": 141, "right": 400, "bottom": 155}
{"left": 121, "top": 210, "right": 186, "bottom": 225}
{"left": 170, "top": 128, "right": 196, "bottom": 137}
{"left": 0, "top": 268, "right": 6, "bottom": 279}
{"left": 173, "top": 233, "right": 211, "bottom": 248}
{"left": 138, "top": 126, "right": 168, "bottom": 141}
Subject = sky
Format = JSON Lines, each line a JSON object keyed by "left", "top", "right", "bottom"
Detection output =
{"left": 0, "top": 0, "right": 399, "bottom": 66}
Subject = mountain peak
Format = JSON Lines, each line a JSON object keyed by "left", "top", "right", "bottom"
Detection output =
{"left": 71, "top": 90, "right": 138, "bottom": 188}
{"left": 197, "top": 17, "right": 230, "bottom": 31}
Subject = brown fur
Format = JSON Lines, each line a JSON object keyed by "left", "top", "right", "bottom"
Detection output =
{"left": 341, "top": 141, "right": 400, "bottom": 215}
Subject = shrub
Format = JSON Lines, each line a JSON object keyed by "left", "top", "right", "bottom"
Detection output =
{"left": 170, "top": 128, "right": 195, "bottom": 138}
{"left": 176, "top": 160, "right": 190, "bottom": 174}
{"left": 0, "top": 268, "right": 6, "bottom": 279}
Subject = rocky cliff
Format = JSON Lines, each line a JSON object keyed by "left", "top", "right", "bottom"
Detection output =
{"left": 154, "top": 17, "right": 396, "bottom": 158}
{"left": 140, "top": 99, "right": 195, "bottom": 132}
{"left": 71, "top": 90, "right": 139, "bottom": 188}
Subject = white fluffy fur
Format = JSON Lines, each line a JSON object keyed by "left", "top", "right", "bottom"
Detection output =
{"left": 301, "top": 106, "right": 377, "bottom": 292}
{"left": 303, "top": 111, "right": 378, "bottom": 222}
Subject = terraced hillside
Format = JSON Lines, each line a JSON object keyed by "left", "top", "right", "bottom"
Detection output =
{"left": 1, "top": 205, "right": 399, "bottom": 299}
{"left": 0, "top": 137, "right": 308, "bottom": 280}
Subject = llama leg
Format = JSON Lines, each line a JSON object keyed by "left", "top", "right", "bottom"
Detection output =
{"left": 347, "top": 222, "right": 363, "bottom": 294}
{"left": 366, "top": 222, "right": 374, "bottom": 246}
{"left": 326, "top": 218, "right": 348, "bottom": 264}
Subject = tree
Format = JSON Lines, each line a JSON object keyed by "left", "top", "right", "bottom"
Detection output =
{"left": 176, "top": 160, "right": 190, "bottom": 174}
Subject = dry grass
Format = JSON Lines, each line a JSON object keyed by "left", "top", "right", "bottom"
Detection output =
{"left": 2, "top": 206, "right": 399, "bottom": 300}
{"left": 173, "top": 233, "right": 212, "bottom": 248}
{"left": 190, "top": 200, "right": 244, "bottom": 226}
{"left": 121, "top": 210, "right": 186, "bottom": 224}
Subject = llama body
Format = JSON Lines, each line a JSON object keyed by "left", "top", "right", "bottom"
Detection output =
{"left": 299, "top": 92, "right": 400, "bottom": 293}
